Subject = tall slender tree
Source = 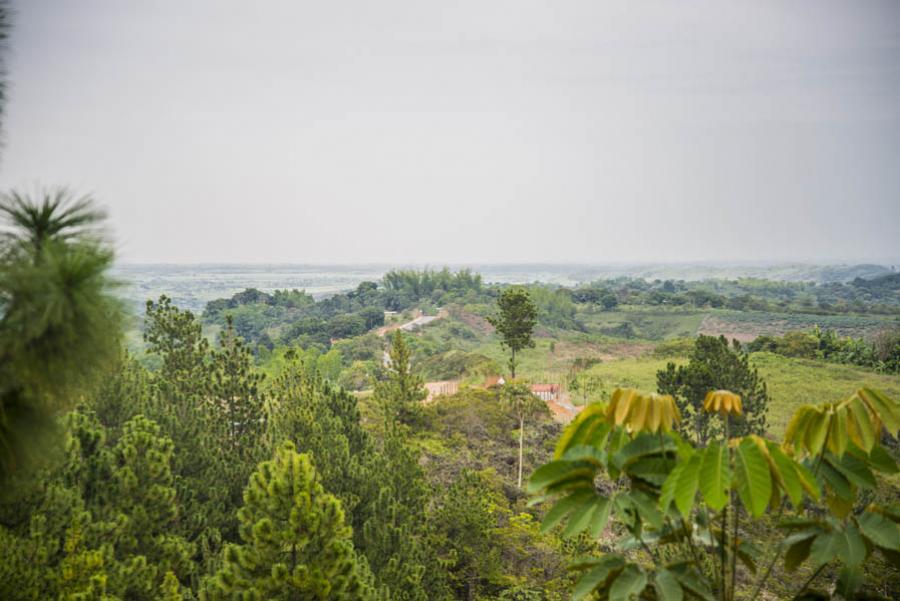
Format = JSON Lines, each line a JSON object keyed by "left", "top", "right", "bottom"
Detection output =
{"left": 375, "top": 330, "right": 426, "bottom": 424}
{"left": 487, "top": 287, "right": 537, "bottom": 379}
{"left": 500, "top": 382, "right": 548, "bottom": 489}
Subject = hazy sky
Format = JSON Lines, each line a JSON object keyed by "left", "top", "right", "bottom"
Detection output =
{"left": 1, "top": 1, "right": 899, "bottom": 264}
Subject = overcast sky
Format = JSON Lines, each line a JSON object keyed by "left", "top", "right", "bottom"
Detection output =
{"left": 1, "top": 1, "right": 898, "bottom": 264}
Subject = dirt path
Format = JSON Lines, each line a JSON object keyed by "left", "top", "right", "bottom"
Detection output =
{"left": 377, "top": 307, "right": 448, "bottom": 337}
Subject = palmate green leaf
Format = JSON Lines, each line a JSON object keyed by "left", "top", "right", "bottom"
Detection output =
{"left": 785, "top": 406, "right": 816, "bottom": 450}
{"left": 857, "top": 512, "right": 900, "bottom": 551}
{"left": 561, "top": 444, "right": 608, "bottom": 466}
{"left": 784, "top": 532, "right": 816, "bottom": 572}
{"left": 626, "top": 456, "right": 671, "bottom": 487}
{"left": 846, "top": 399, "right": 876, "bottom": 452}
{"left": 660, "top": 451, "right": 700, "bottom": 518}
{"left": 804, "top": 412, "right": 830, "bottom": 456}
{"left": 611, "top": 433, "right": 674, "bottom": 471}
{"left": 528, "top": 460, "right": 594, "bottom": 493}
{"left": 828, "top": 408, "right": 848, "bottom": 456}
{"left": 836, "top": 524, "right": 867, "bottom": 567}
{"left": 652, "top": 568, "right": 683, "bottom": 601}
{"left": 830, "top": 452, "right": 876, "bottom": 490}
{"left": 808, "top": 531, "right": 839, "bottom": 568}
{"left": 572, "top": 556, "right": 625, "bottom": 600}
{"left": 863, "top": 445, "right": 899, "bottom": 474}
{"left": 734, "top": 438, "right": 772, "bottom": 518}
{"left": 629, "top": 490, "right": 664, "bottom": 529}
{"left": 674, "top": 454, "right": 701, "bottom": 518}
{"left": 608, "top": 564, "right": 647, "bottom": 601}
{"left": 564, "top": 494, "right": 607, "bottom": 539}
{"left": 555, "top": 405, "right": 610, "bottom": 459}
{"left": 858, "top": 388, "right": 900, "bottom": 436}
{"left": 668, "top": 563, "right": 715, "bottom": 601}
{"left": 819, "top": 460, "right": 853, "bottom": 502}
{"left": 699, "top": 442, "right": 730, "bottom": 511}
{"left": 766, "top": 442, "right": 804, "bottom": 508}
{"left": 541, "top": 489, "right": 595, "bottom": 533}
{"left": 589, "top": 497, "right": 613, "bottom": 539}
{"left": 613, "top": 493, "right": 637, "bottom": 529}
{"left": 836, "top": 565, "right": 863, "bottom": 599}
{"left": 793, "top": 459, "right": 821, "bottom": 500}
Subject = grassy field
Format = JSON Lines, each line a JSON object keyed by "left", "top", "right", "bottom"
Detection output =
{"left": 748, "top": 352, "right": 900, "bottom": 437}
{"left": 575, "top": 352, "right": 900, "bottom": 438}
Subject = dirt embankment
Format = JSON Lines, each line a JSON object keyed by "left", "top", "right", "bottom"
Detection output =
{"left": 448, "top": 306, "right": 494, "bottom": 335}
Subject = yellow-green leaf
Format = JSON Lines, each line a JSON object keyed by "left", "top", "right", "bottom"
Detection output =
{"left": 767, "top": 442, "right": 804, "bottom": 508}
{"left": 699, "top": 442, "right": 730, "bottom": 511}
{"left": 734, "top": 438, "right": 772, "bottom": 518}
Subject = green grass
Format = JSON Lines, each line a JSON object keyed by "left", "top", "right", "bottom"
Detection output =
{"left": 578, "top": 352, "right": 900, "bottom": 439}
{"left": 748, "top": 352, "right": 900, "bottom": 438}
{"left": 584, "top": 357, "right": 679, "bottom": 392}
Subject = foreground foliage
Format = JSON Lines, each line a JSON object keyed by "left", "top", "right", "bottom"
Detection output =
{"left": 529, "top": 386, "right": 900, "bottom": 600}
{"left": 0, "top": 189, "right": 122, "bottom": 482}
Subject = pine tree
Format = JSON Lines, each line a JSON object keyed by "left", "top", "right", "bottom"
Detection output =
{"left": 109, "top": 415, "right": 194, "bottom": 591}
{"left": 265, "top": 361, "right": 371, "bottom": 538}
{"left": 374, "top": 330, "right": 425, "bottom": 425}
{"left": 433, "top": 470, "right": 501, "bottom": 601}
{"left": 657, "top": 334, "right": 769, "bottom": 443}
{"left": 211, "top": 316, "right": 265, "bottom": 448}
{"left": 158, "top": 571, "right": 184, "bottom": 601}
{"left": 360, "top": 433, "right": 436, "bottom": 601}
{"left": 202, "top": 442, "right": 375, "bottom": 600}
{"left": 0, "top": 189, "right": 122, "bottom": 482}
{"left": 142, "top": 300, "right": 266, "bottom": 550}
{"left": 143, "top": 295, "right": 211, "bottom": 402}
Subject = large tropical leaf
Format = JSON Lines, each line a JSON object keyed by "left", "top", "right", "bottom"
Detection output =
{"left": 835, "top": 524, "right": 867, "bottom": 568}
{"left": 541, "top": 489, "right": 595, "bottom": 533}
{"left": 611, "top": 432, "right": 674, "bottom": 471}
{"left": 734, "top": 438, "right": 772, "bottom": 518}
{"left": 555, "top": 403, "right": 610, "bottom": 458}
{"left": 783, "top": 531, "right": 817, "bottom": 572}
{"left": 668, "top": 563, "right": 715, "bottom": 601}
{"left": 563, "top": 494, "right": 609, "bottom": 539}
{"left": 528, "top": 460, "right": 594, "bottom": 494}
{"left": 660, "top": 452, "right": 701, "bottom": 518}
{"left": 652, "top": 568, "right": 683, "bottom": 601}
{"left": 765, "top": 441, "right": 804, "bottom": 508}
{"left": 572, "top": 556, "right": 625, "bottom": 600}
{"left": 608, "top": 564, "right": 647, "bottom": 601}
{"left": 857, "top": 512, "right": 900, "bottom": 551}
{"left": 699, "top": 442, "right": 730, "bottom": 511}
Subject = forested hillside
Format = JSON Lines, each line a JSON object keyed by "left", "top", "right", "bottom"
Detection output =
{"left": 2, "top": 194, "right": 899, "bottom": 600}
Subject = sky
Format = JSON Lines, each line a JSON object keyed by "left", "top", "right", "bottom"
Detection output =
{"left": 1, "top": 0, "right": 899, "bottom": 264}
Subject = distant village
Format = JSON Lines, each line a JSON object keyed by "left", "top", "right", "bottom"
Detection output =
{"left": 379, "top": 307, "right": 583, "bottom": 422}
